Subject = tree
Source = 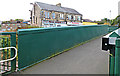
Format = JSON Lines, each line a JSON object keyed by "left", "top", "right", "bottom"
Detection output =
{"left": 112, "top": 15, "right": 120, "bottom": 27}
{"left": 15, "top": 19, "right": 24, "bottom": 22}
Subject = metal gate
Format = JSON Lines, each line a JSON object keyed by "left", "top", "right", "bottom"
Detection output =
{"left": 0, "top": 32, "right": 17, "bottom": 75}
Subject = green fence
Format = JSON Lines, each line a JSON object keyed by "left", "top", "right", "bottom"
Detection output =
{"left": 102, "top": 28, "right": 120, "bottom": 76}
{"left": 0, "top": 32, "right": 16, "bottom": 75}
{"left": 108, "top": 37, "right": 120, "bottom": 76}
{"left": 0, "top": 25, "right": 117, "bottom": 74}
{"left": 115, "top": 39, "right": 120, "bottom": 76}
{"left": 108, "top": 26, "right": 118, "bottom": 33}
{"left": 17, "top": 25, "right": 109, "bottom": 70}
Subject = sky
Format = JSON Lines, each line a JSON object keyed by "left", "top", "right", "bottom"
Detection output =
{"left": 0, "top": 0, "right": 120, "bottom": 21}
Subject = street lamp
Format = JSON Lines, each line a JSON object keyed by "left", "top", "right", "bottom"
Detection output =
{"left": 110, "top": 10, "right": 111, "bottom": 19}
{"left": 110, "top": 10, "right": 111, "bottom": 26}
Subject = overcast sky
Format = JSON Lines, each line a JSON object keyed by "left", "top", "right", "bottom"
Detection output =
{"left": 0, "top": 0, "right": 120, "bottom": 21}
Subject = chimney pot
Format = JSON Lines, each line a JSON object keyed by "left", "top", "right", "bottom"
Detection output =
{"left": 56, "top": 3, "right": 61, "bottom": 7}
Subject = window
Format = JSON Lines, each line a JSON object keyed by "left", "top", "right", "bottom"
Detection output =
{"left": 71, "top": 16, "right": 73, "bottom": 20}
{"left": 60, "top": 14, "right": 64, "bottom": 19}
{"left": 41, "top": 11, "right": 44, "bottom": 15}
{"left": 45, "top": 12, "right": 47, "bottom": 18}
{"left": 77, "top": 16, "right": 81, "bottom": 21}
{"left": 40, "top": 11, "right": 44, "bottom": 18}
{"left": 73, "top": 16, "right": 76, "bottom": 20}
{"left": 33, "top": 16, "right": 35, "bottom": 23}
{"left": 68, "top": 15, "right": 71, "bottom": 20}
{"left": 36, "top": 17, "right": 37, "bottom": 24}
{"left": 48, "top": 12, "right": 50, "bottom": 18}
{"left": 45, "top": 12, "right": 50, "bottom": 18}
{"left": 52, "top": 13, "right": 55, "bottom": 19}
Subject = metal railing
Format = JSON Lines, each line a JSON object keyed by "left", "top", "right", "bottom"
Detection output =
{"left": 0, "top": 46, "right": 17, "bottom": 74}
{"left": 102, "top": 28, "right": 120, "bottom": 76}
{"left": 0, "top": 47, "right": 17, "bottom": 63}
{"left": 0, "top": 25, "right": 117, "bottom": 75}
{"left": 0, "top": 32, "right": 17, "bottom": 75}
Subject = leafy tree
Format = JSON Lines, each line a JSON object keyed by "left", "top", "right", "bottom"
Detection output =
{"left": 15, "top": 19, "right": 24, "bottom": 22}
{"left": 112, "top": 15, "right": 120, "bottom": 27}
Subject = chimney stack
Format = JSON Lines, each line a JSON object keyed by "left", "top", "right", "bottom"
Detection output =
{"left": 56, "top": 3, "right": 61, "bottom": 7}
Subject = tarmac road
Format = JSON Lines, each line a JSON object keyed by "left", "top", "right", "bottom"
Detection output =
{"left": 20, "top": 37, "right": 109, "bottom": 74}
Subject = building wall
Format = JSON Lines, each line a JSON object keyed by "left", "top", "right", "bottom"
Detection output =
{"left": 1, "top": 23, "right": 27, "bottom": 31}
{"left": 0, "top": 21, "right": 2, "bottom": 25}
{"left": 83, "top": 22, "right": 98, "bottom": 25}
{"left": 32, "top": 3, "right": 82, "bottom": 27}
{"left": 32, "top": 3, "right": 41, "bottom": 26}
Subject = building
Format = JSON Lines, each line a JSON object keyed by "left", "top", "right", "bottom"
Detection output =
{"left": 82, "top": 19, "right": 98, "bottom": 25}
{"left": 118, "top": 1, "right": 120, "bottom": 15}
{"left": 1, "top": 21, "right": 28, "bottom": 31}
{"left": 30, "top": 2, "right": 83, "bottom": 27}
{"left": 0, "top": 21, "right": 2, "bottom": 25}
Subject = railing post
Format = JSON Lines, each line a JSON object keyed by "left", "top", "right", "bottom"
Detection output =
{"left": 115, "top": 38, "right": 120, "bottom": 76}
{"left": 109, "top": 46, "right": 115, "bottom": 76}
{"left": 10, "top": 33, "right": 16, "bottom": 72}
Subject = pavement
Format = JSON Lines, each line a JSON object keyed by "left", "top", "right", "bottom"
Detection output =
{"left": 19, "top": 37, "right": 109, "bottom": 74}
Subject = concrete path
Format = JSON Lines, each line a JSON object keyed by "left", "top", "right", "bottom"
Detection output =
{"left": 20, "top": 37, "right": 109, "bottom": 74}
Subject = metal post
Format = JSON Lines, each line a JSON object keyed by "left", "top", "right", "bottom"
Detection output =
{"left": 7, "top": 38, "right": 9, "bottom": 70}
{"left": 3, "top": 38, "right": 5, "bottom": 71}
{"left": 115, "top": 38, "right": 120, "bottom": 76}
{"left": 109, "top": 46, "right": 115, "bottom": 76}
{"left": 10, "top": 33, "right": 16, "bottom": 72}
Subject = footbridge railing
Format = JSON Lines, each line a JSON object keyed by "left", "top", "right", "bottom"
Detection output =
{"left": 0, "top": 32, "right": 17, "bottom": 75}
{"left": 0, "top": 25, "right": 117, "bottom": 75}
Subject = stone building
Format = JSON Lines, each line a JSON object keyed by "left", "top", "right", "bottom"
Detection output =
{"left": 30, "top": 2, "right": 83, "bottom": 27}
{"left": 1, "top": 21, "right": 29, "bottom": 31}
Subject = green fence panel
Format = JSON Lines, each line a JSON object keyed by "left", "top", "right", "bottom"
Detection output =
{"left": 18, "top": 25, "right": 109, "bottom": 70}
{"left": 115, "top": 39, "right": 120, "bottom": 76}
{"left": 109, "top": 46, "right": 115, "bottom": 76}
{"left": 10, "top": 33, "right": 16, "bottom": 72}
{"left": 0, "top": 32, "right": 16, "bottom": 75}
{"left": 109, "top": 26, "right": 118, "bottom": 33}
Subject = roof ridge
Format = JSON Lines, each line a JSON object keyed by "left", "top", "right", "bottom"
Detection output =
{"left": 36, "top": 2, "right": 82, "bottom": 15}
{"left": 36, "top": 2, "right": 68, "bottom": 8}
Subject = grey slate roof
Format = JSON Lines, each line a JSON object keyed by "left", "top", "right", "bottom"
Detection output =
{"left": 36, "top": 2, "right": 82, "bottom": 15}
{"left": 83, "top": 19, "right": 94, "bottom": 22}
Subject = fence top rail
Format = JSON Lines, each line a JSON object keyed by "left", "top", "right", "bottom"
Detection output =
{"left": 17, "top": 25, "right": 108, "bottom": 35}
{"left": 18, "top": 25, "right": 108, "bottom": 32}
{"left": 0, "top": 32, "right": 16, "bottom": 35}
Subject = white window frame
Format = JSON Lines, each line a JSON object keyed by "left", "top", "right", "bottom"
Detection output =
{"left": 60, "top": 13, "right": 64, "bottom": 19}
{"left": 73, "top": 16, "right": 76, "bottom": 20}
{"left": 52, "top": 13, "right": 55, "bottom": 19}
{"left": 45, "top": 12, "right": 50, "bottom": 18}
{"left": 77, "top": 16, "right": 81, "bottom": 21}
{"left": 68, "top": 15, "right": 71, "bottom": 20}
